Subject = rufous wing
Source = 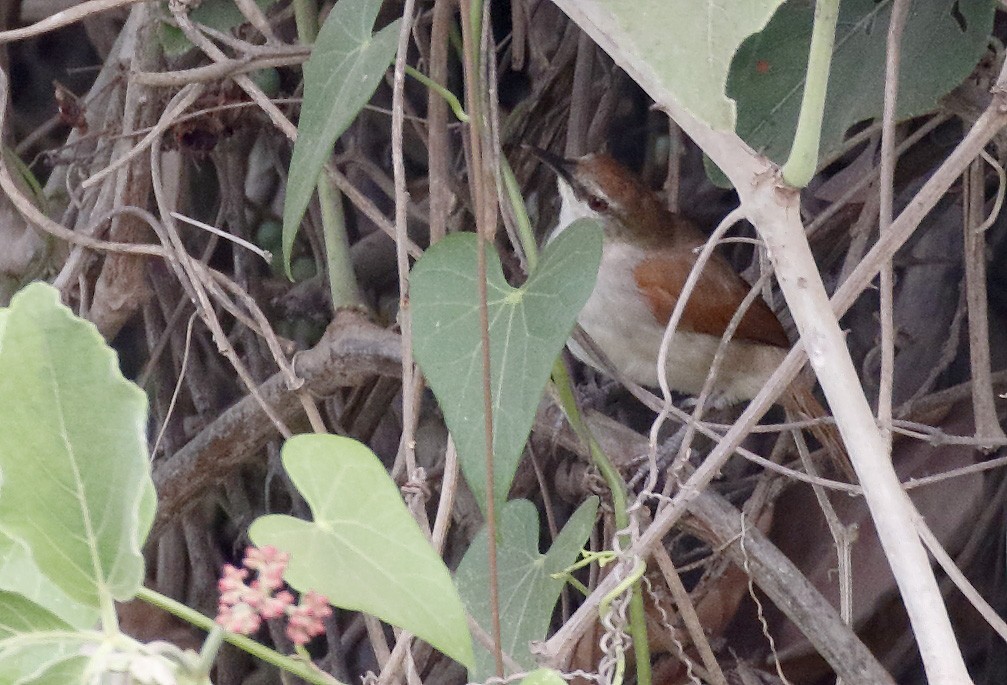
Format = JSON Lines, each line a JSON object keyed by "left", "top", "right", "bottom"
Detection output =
{"left": 633, "top": 250, "right": 789, "bottom": 349}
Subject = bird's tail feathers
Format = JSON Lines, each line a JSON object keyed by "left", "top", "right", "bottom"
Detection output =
{"left": 781, "top": 384, "right": 856, "bottom": 482}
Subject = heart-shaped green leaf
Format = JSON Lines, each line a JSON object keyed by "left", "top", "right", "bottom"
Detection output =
{"left": 411, "top": 222, "right": 602, "bottom": 514}
{"left": 455, "top": 497, "right": 599, "bottom": 681}
{"left": 281, "top": 0, "right": 401, "bottom": 276}
{"left": 0, "top": 283, "right": 154, "bottom": 610}
{"left": 249, "top": 434, "right": 474, "bottom": 668}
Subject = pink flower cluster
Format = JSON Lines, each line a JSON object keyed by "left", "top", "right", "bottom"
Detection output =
{"left": 216, "top": 545, "right": 332, "bottom": 645}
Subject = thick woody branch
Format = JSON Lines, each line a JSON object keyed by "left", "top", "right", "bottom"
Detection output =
{"left": 151, "top": 311, "right": 402, "bottom": 537}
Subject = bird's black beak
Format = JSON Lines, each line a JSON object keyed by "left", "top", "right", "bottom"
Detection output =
{"left": 525, "top": 145, "right": 576, "bottom": 186}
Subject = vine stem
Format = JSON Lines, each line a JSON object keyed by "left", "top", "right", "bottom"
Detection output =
{"left": 781, "top": 0, "right": 840, "bottom": 186}
{"left": 291, "top": 0, "right": 361, "bottom": 308}
{"left": 135, "top": 587, "right": 345, "bottom": 685}
{"left": 877, "top": 0, "right": 910, "bottom": 459}
{"left": 458, "top": 0, "right": 504, "bottom": 675}
{"left": 550, "top": 359, "right": 651, "bottom": 685}
{"left": 506, "top": 143, "right": 651, "bottom": 681}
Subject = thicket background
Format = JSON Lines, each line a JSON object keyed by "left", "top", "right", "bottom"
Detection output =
{"left": 2, "top": 0, "right": 1006, "bottom": 683}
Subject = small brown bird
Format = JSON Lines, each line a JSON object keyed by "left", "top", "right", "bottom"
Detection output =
{"left": 533, "top": 149, "right": 844, "bottom": 464}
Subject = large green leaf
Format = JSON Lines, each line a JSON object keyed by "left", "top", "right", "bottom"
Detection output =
{"left": 249, "top": 434, "right": 474, "bottom": 668}
{"left": 0, "top": 534, "right": 98, "bottom": 629}
{"left": 0, "top": 591, "right": 75, "bottom": 640}
{"left": 0, "top": 641, "right": 86, "bottom": 685}
{"left": 0, "top": 592, "right": 85, "bottom": 685}
{"left": 281, "top": 0, "right": 401, "bottom": 276}
{"left": 455, "top": 498, "right": 598, "bottom": 681}
{"left": 729, "top": 0, "right": 995, "bottom": 165}
{"left": 411, "top": 223, "right": 602, "bottom": 515}
{"left": 0, "top": 283, "right": 155, "bottom": 609}
{"left": 550, "top": 0, "right": 786, "bottom": 131}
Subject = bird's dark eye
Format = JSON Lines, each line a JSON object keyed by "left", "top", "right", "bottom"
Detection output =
{"left": 587, "top": 195, "right": 609, "bottom": 212}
